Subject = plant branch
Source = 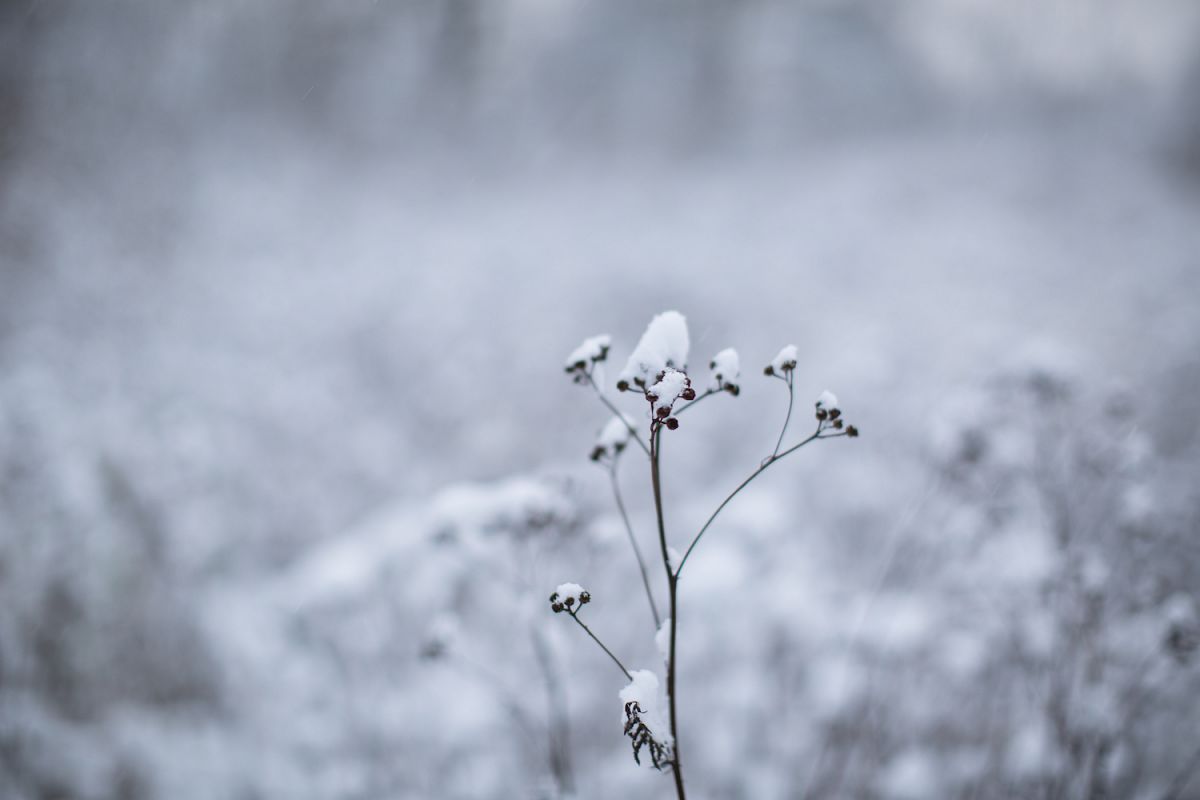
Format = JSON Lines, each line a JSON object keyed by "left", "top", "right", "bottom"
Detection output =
{"left": 567, "top": 609, "right": 633, "bottom": 681}
{"left": 674, "top": 425, "right": 828, "bottom": 578}
{"left": 585, "top": 371, "right": 650, "bottom": 457}
{"left": 772, "top": 372, "right": 795, "bottom": 459}
{"left": 649, "top": 419, "right": 687, "bottom": 800}
{"left": 608, "top": 461, "right": 662, "bottom": 630}
{"left": 673, "top": 388, "right": 718, "bottom": 418}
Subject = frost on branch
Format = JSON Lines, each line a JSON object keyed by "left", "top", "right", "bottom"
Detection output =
{"left": 764, "top": 344, "right": 798, "bottom": 376}
{"left": 655, "top": 620, "right": 672, "bottom": 668}
{"left": 708, "top": 348, "right": 740, "bottom": 395}
{"left": 620, "top": 670, "right": 674, "bottom": 770}
{"left": 549, "top": 583, "right": 590, "bottom": 613}
{"left": 564, "top": 334, "right": 611, "bottom": 377}
{"left": 616, "top": 311, "right": 690, "bottom": 391}
{"left": 590, "top": 414, "right": 636, "bottom": 462}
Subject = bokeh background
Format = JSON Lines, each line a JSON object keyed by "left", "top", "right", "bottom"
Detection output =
{"left": 2, "top": 1, "right": 1200, "bottom": 798}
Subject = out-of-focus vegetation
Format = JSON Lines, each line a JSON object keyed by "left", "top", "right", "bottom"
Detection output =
{"left": 1, "top": 2, "right": 1199, "bottom": 797}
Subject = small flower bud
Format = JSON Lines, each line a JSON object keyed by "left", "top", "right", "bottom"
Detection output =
{"left": 681, "top": 387, "right": 696, "bottom": 401}
{"left": 617, "top": 380, "right": 630, "bottom": 392}
{"left": 579, "top": 591, "right": 591, "bottom": 604}
{"left": 665, "top": 417, "right": 679, "bottom": 430}
{"left": 763, "top": 366, "right": 774, "bottom": 376}
{"left": 565, "top": 596, "right": 575, "bottom": 607}
{"left": 656, "top": 406, "right": 670, "bottom": 418}
{"left": 846, "top": 425, "right": 859, "bottom": 437}
{"left": 816, "top": 408, "right": 828, "bottom": 421}
{"left": 833, "top": 419, "right": 844, "bottom": 429}
{"left": 552, "top": 602, "right": 564, "bottom": 613}
{"left": 549, "top": 592, "right": 559, "bottom": 603}
{"left": 727, "top": 384, "right": 740, "bottom": 396}
{"left": 829, "top": 408, "right": 841, "bottom": 420}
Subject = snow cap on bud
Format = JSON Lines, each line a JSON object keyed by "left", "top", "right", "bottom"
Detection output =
{"left": 765, "top": 344, "right": 798, "bottom": 376}
{"left": 591, "top": 414, "right": 636, "bottom": 462}
{"left": 816, "top": 390, "right": 839, "bottom": 413}
{"left": 647, "top": 368, "right": 692, "bottom": 415}
{"left": 709, "top": 348, "right": 741, "bottom": 395}
{"left": 564, "top": 334, "right": 611, "bottom": 374}
{"left": 617, "top": 311, "right": 690, "bottom": 391}
{"left": 550, "top": 582, "right": 588, "bottom": 613}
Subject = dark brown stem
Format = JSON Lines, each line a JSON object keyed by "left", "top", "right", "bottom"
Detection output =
{"left": 649, "top": 420, "right": 687, "bottom": 800}
{"left": 675, "top": 425, "right": 841, "bottom": 578}
{"left": 567, "top": 610, "right": 632, "bottom": 681}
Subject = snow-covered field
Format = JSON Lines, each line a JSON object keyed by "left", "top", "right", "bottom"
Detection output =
{"left": 2, "top": 2, "right": 1199, "bottom": 798}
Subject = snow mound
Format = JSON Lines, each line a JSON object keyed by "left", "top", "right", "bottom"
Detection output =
{"left": 618, "top": 311, "right": 690, "bottom": 390}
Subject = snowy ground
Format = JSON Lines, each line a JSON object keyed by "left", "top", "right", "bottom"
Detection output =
{"left": 2, "top": 3, "right": 1200, "bottom": 798}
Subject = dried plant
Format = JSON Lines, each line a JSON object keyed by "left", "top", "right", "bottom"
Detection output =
{"left": 552, "top": 311, "right": 858, "bottom": 798}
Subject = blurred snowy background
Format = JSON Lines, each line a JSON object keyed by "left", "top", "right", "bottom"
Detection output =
{"left": 2, "top": 1, "right": 1200, "bottom": 798}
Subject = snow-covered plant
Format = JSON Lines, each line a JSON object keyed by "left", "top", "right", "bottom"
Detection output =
{"left": 554, "top": 310, "right": 858, "bottom": 798}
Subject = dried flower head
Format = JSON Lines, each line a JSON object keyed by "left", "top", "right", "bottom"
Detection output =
{"left": 617, "top": 311, "right": 690, "bottom": 391}
{"left": 564, "top": 334, "right": 612, "bottom": 375}
{"left": 709, "top": 347, "right": 741, "bottom": 395}
{"left": 549, "top": 582, "right": 587, "bottom": 613}
{"left": 764, "top": 344, "right": 798, "bottom": 376}
{"left": 591, "top": 414, "right": 637, "bottom": 462}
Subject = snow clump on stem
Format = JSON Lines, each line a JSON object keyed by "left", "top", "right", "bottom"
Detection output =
{"left": 617, "top": 311, "right": 690, "bottom": 391}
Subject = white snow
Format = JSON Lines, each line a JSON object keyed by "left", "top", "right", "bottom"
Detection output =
{"left": 595, "top": 414, "right": 636, "bottom": 457}
{"left": 617, "top": 311, "right": 690, "bottom": 389}
{"left": 655, "top": 620, "right": 672, "bottom": 667}
{"left": 565, "top": 334, "right": 611, "bottom": 369}
{"left": 619, "top": 670, "right": 674, "bottom": 747}
{"left": 769, "top": 344, "right": 798, "bottom": 374}
{"left": 709, "top": 348, "right": 740, "bottom": 391}
{"left": 553, "top": 582, "right": 585, "bottom": 603}
{"left": 816, "top": 389, "right": 839, "bottom": 410}
{"left": 647, "top": 368, "right": 690, "bottom": 412}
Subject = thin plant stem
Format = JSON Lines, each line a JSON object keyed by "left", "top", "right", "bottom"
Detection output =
{"left": 649, "top": 419, "right": 687, "bottom": 800}
{"left": 675, "top": 426, "right": 843, "bottom": 578}
{"left": 772, "top": 372, "right": 795, "bottom": 458}
{"left": 609, "top": 462, "right": 662, "bottom": 630}
{"left": 673, "top": 388, "right": 718, "bottom": 417}
{"left": 585, "top": 371, "right": 650, "bottom": 457}
{"left": 568, "top": 610, "right": 632, "bottom": 681}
